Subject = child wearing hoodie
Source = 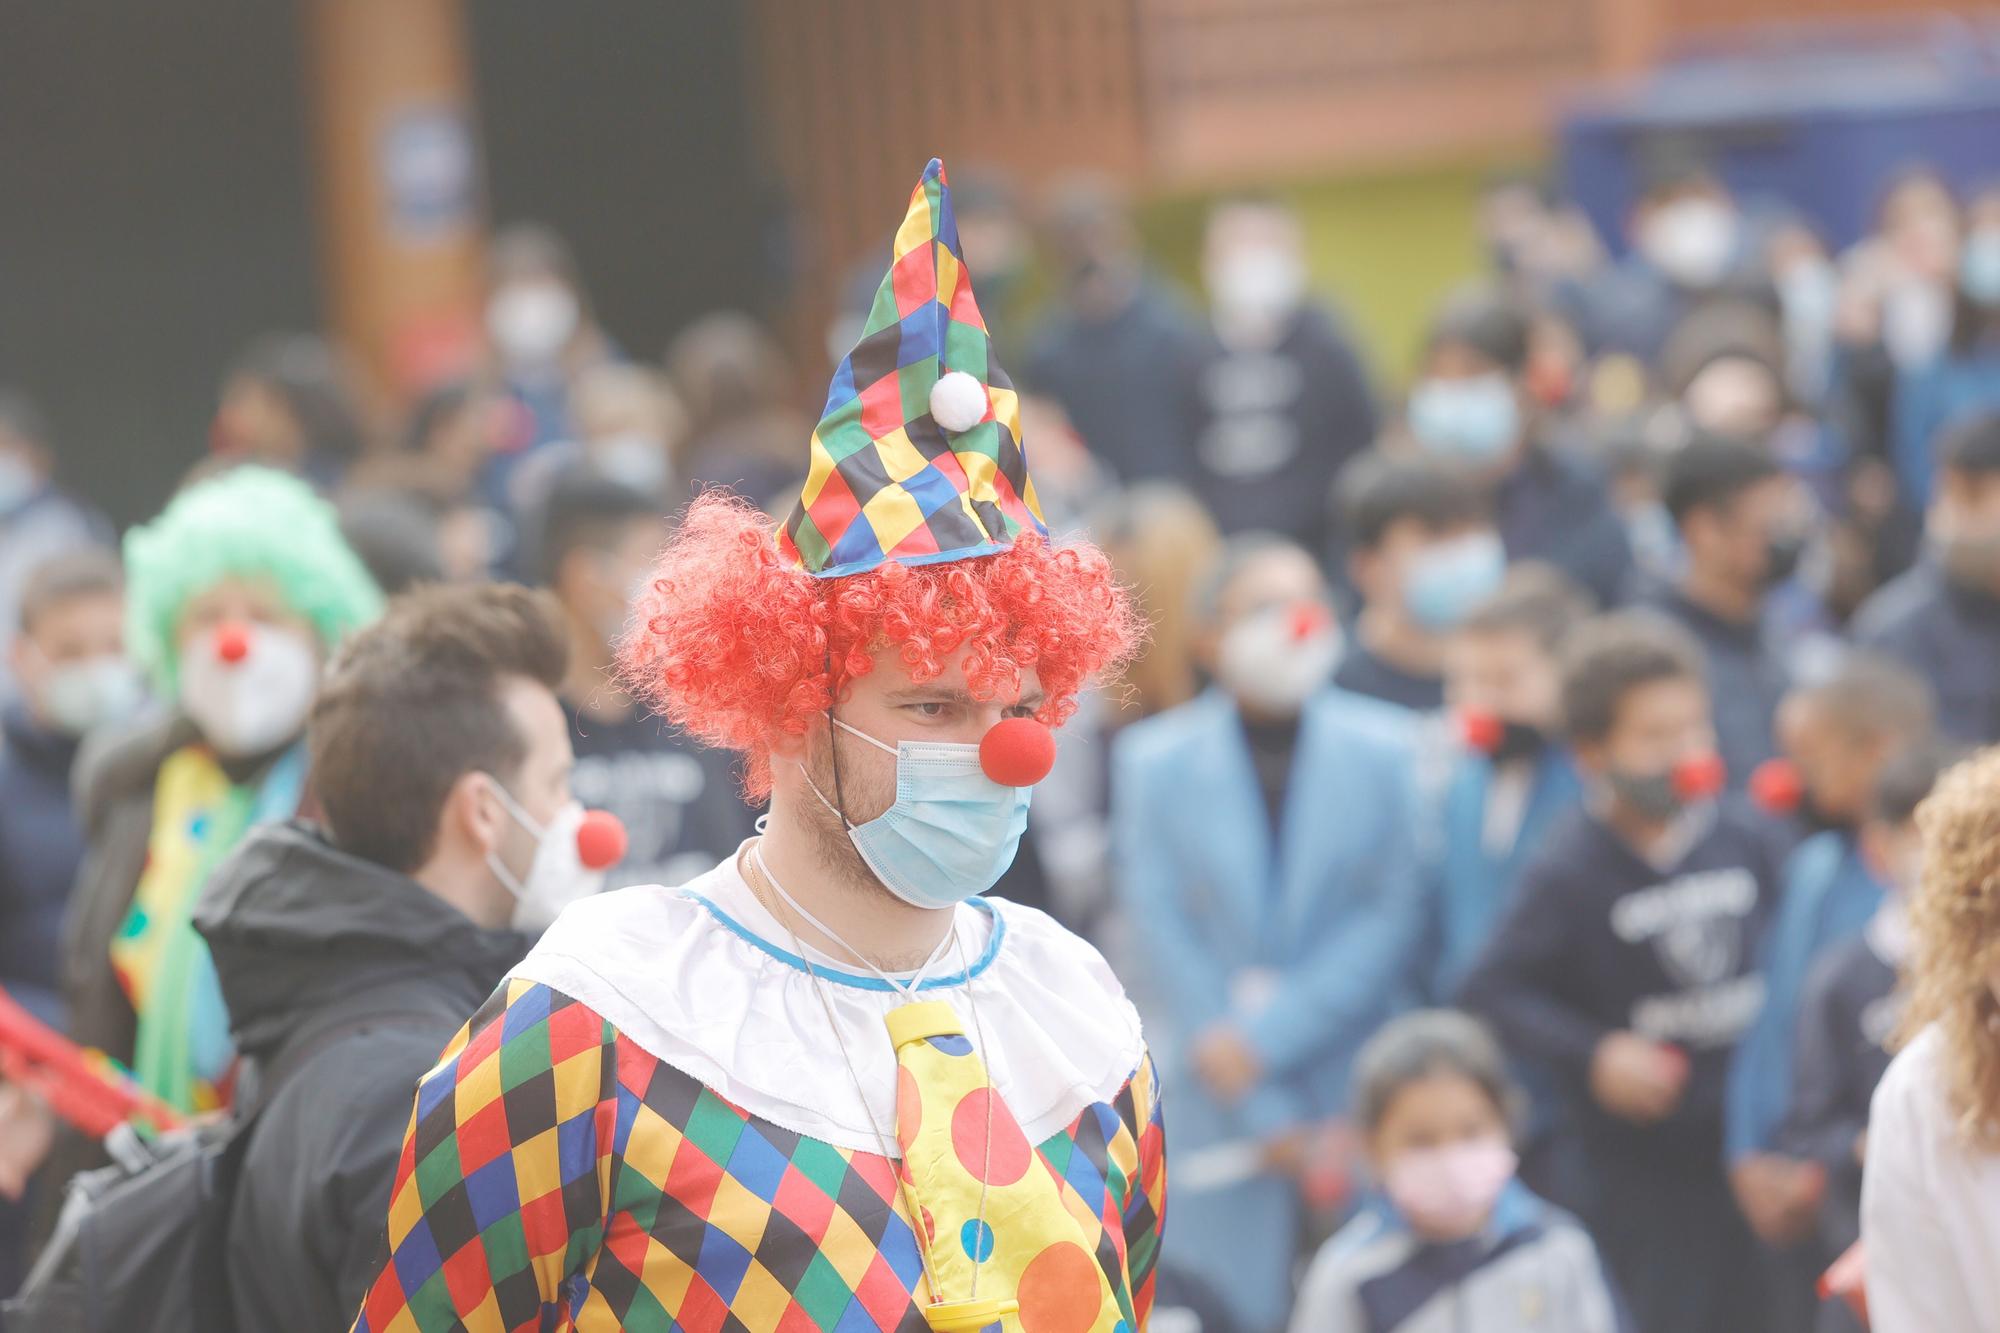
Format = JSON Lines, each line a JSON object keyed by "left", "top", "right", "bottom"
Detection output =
{"left": 1290, "top": 1009, "right": 1628, "bottom": 1332}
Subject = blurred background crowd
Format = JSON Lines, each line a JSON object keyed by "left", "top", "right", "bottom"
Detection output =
{"left": 8, "top": 3, "right": 2000, "bottom": 1331}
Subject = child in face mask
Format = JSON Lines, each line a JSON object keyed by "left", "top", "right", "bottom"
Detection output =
{"left": 1335, "top": 450, "right": 1505, "bottom": 713}
{"left": 1780, "top": 742, "right": 1955, "bottom": 1294}
{"left": 1458, "top": 612, "right": 1784, "bottom": 1333}
{"left": 1290, "top": 1010, "right": 1627, "bottom": 1333}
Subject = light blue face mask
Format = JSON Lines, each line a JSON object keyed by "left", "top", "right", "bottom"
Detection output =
{"left": 1407, "top": 374, "right": 1521, "bottom": 462}
{"left": 803, "top": 717, "right": 1032, "bottom": 910}
{"left": 1404, "top": 532, "right": 1506, "bottom": 631}
{"left": 1963, "top": 230, "right": 2000, "bottom": 308}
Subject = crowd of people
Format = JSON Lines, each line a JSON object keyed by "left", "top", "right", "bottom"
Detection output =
{"left": 0, "top": 145, "right": 1996, "bottom": 1333}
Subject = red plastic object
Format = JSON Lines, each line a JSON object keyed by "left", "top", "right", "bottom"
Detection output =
{"left": 576, "top": 810, "right": 629, "bottom": 871}
{"left": 0, "top": 985, "right": 183, "bottom": 1141}
{"left": 1750, "top": 758, "right": 1805, "bottom": 815}
{"left": 1672, "top": 752, "right": 1727, "bottom": 801}
{"left": 979, "top": 716, "right": 1057, "bottom": 787}
{"left": 1458, "top": 709, "right": 1505, "bottom": 755}
{"left": 214, "top": 623, "right": 251, "bottom": 665}
{"left": 1287, "top": 602, "right": 1332, "bottom": 642}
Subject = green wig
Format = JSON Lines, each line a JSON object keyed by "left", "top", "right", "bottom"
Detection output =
{"left": 124, "top": 465, "right": 384, "bottom": 692}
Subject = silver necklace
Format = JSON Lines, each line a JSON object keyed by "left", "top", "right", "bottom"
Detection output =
{"left": 742, "top": 843, "right": 999, "bottom": 1304}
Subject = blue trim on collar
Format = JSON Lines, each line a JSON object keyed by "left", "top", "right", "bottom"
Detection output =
{"left": 681, "top": 892, "right": 1006, "bottom": 991}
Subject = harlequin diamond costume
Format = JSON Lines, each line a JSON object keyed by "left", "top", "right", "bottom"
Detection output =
{"left": 351, "top": 160, "right": 1164, "bottom": 1333}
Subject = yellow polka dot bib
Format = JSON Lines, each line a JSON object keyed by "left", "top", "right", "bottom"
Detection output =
{"left": 886, "top": 1001, "right": 1129, "bottom": 1333}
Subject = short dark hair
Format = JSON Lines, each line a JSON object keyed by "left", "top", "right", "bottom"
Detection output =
{"left": 531, "top": 466, "right": 661, "bottom": 588}
{"left": 226, "top": 334, "right": 367, "bottom": 462}
{"left": 1559, "top": 611, "right": 1706, "bottom": 744}
{"left": 1338, "top": 450, "right": 1490, "bottom": 552}
{"left": 1938, "top": 411, "right": 2000, "bottom": 477}
{"left": 310, "top": 583, "right": 568, "bottom": 872}
{"left": 1422, "top": 284, "right": 1532, "bottom": 375}
{"left": 19, "top": 547, "right": 122, "bottom": 634}
{"left": 1790, "top": 652, "right": 1935, "bottom": 747}
{"left": 1873, "top": 738, "right": 1967, "bottom": 827}
{"left": 1351, "top": 1009, "right": 1523, "bottom": 1135}
{"left": 1459, "top": 563, "right": 1592, "bottom": 655}
{"left": 1662, "top": 434, "right": 1781, "bottom": 526}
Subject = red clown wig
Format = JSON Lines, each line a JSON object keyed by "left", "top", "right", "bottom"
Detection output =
{"left": 618, "top": 492, "right": 1143, "bottom": 800}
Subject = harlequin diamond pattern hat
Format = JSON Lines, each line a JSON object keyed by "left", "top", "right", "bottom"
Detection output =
{"left": 778, "top": 158, "right": 1047, "bottom": 578}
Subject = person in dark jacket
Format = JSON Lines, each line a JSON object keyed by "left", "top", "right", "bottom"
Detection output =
{"left": 1853, "top": 411, "right": 2000, "bottom": 742}
{"left": 1187, "top": 195, "right": 1379, "bottom": 553}
{"left": 1334, "top": 451, "right": 1504, "bottom": 713}
{"left": 1406, "top": 286, "right": 1633, "bottom": 609}
{"left": 1459, "top": 612, "right": 1783, "bottom": 1333}
{"left": 536, "top": 467, "right": 759, "bottom": 888}
{"left": 1645, "top": 435, "right": 1810, "bottom": 789}
{"left": 195, "top": 582, "right": 607, "bottom": 1331}
{"left": 0, "top": 549, "right": 138, "bottom": 1295}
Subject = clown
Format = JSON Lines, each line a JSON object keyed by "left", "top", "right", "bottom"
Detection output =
{"left": 352, "top": 160, "right": 1163, "bottom": 1333}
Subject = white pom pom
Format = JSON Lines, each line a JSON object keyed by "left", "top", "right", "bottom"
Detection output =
{"left": 929, "top": 371, "right": 989, "bottom": 433}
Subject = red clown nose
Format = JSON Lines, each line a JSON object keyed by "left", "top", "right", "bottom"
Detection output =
{"left": 1458, "top": 709, "right": 1504, "bottom": 756}
{"left": 979, "top": 717, "right": 1056, "bottom": 788}
{"left": 1671, "top": 752, "right": 1727, "bottom": 802}
{"left": 1749, "top": 758, "right": 1804, "bottom": 815}
{"left": 575, "top": 810, "right": 628, "bottom": 871}
{"left": 214, "top": 623, "right": 251, "bottom": 665}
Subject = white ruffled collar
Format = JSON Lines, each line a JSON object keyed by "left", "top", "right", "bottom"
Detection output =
{"left": 511, "top": 851, "right": 1146, "bottom": 1155}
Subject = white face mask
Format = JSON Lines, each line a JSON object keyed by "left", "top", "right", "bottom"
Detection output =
{"left": 485, "top": 781, "right": 604, "bottom": 932}
{"left": 487, "top": 282, "right": 580, "bottom": 366}
{"left": 1217, "top": 601, "right": 1341, "bottom": 715}
{"left": 1641, "top": 198, "right": 1738, "bottom": 289}
{"left": 592, "top": 433, "right": 670, "bottom": 495}
{"left": 0, "top": 452, "right": 41, "bottom": 515}
{"left": 178, "top": 623, "right": 319, "bottom": 758}
{"left": 1207, "top": 247, "right": 1306, "bottom": 322}
{"left": 39, "top": 654, "right": 146, "bottom": 738}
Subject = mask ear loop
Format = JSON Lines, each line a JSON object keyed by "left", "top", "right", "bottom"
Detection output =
{"left": 825, "top": 647, "right": 853, "bottom": 832}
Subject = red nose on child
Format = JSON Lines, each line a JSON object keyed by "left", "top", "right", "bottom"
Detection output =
{"left": 214, "top": 623, "right": 251, "bottom": 664}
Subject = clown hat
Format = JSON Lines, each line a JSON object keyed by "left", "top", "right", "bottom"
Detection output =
{"left": 779, "top": 159, "right": 1047, "bottom": 578}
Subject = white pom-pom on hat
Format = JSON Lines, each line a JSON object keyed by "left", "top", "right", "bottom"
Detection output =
{"left": 929, "top": 370, "right": 989, "bottom": 433}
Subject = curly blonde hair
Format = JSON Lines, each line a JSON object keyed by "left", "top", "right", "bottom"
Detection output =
{"left": 1902, "top": 746, "right": 2000, "bottom": 1145}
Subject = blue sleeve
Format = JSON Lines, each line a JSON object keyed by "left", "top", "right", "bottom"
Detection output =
{"left": 1241, "top": 753, "right": 1426, "bottom": 1077}
{"left": 1457, "top": 859, "right": 1606, "bottom": 1077}
{"left": 1110, "top": 734, "right": 1234, "bottom": 1049}
{"left": 1724, "top": 848, "right": 1828, "bottom": 1160}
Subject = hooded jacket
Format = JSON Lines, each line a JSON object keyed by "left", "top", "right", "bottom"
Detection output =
{"left": 194, "top": 819, "right": 529, "bottom": 1333}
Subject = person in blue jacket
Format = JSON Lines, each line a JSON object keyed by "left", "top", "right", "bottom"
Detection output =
{"left": 1853, "top": 410, "right": 2000, "bottom": 743}
{"left": 1425, "top": 562, "right": 1591, "bottom": 998}
{"left": 1723, "top": 655, "right": 1935, "bottom": 1332}
{"left": 1114, "top": 532, "right": 1425, "bottom": 1333}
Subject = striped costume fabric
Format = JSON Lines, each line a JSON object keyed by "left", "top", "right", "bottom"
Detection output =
{"left": 350, "top": 978, "right": 1166, "bottom": 1332}
{"left": 778, "top": 158, "right": 1047, "bottom": 579}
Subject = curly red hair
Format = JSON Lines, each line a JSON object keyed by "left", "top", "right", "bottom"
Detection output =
{"left": 618, "top": 492, "right": 1142, "bottom": 800}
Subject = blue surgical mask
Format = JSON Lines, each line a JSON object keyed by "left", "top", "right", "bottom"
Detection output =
{"left": 1963, "top": 229, "right": 2000, "bottom": 307}
{"left": 1407, "top": 375, "right": 1520, "bottom": 461}
{"left": 803, "top": 717, "right": 1032, "bottom": 910}
{"left": 1404, "top": 533, "right": 1506, "bottom": 631}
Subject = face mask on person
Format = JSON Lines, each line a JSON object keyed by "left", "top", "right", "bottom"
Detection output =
{"left": 1404, "top": 534, "right": 1506, "bottom": 632}
{"left": 1608, "top": 751, "right": 1725, "bottom": 823}
{"left": 39, "top": 655, "right": 145, "bottom": 738}
{"left": 1459, "top": 709, "right": 1548, "bottom": 765}
{"left": 1963, "top": 230, "right": 2000, "bottom": 307}
{"left": 485, "top": 779, "right": 624, "bottom": 931}
{"left": 488, "top": 282, "right": 580, "bottom": 366}
{"left": 1640, "top": 198, "right": 1737, "bottom": 289}
{"left": 1216, "top": 601, "right": 1340, "bottom": 715}
{"left": 1207, "top": 247, "right": 1307, "bottom": 323}
{"left": 1763, "top": 529, "right": 1807, "bottom": 589}
{"left": 178, "top": 622, "right": 319, "bottom": 759}
{"left": 1407, "top": 375, "right": 1520, "bottom": 462}
{"left": 802, "top": 716, "right": 1036, "bottom": 910}
{"left": 1383, "top": 1136, "right": 1518, "bottom": 1240}
{"left": 1778, "top": 260, "right": 1839, "bottom": 337}
{"left": 592, "top": 433, "right": 670, "bottom": 495}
